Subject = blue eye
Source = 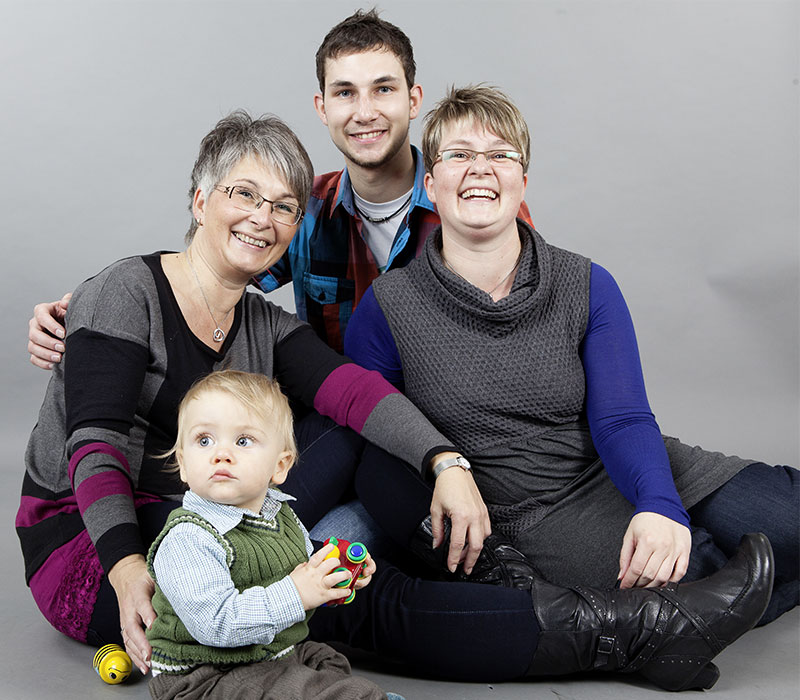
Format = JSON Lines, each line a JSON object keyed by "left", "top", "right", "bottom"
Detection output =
{"left": 198, "top": 435, "right": 211, "bottom": 447}
{"left": 236, "top": 436, "right": 254, "bottom": 447}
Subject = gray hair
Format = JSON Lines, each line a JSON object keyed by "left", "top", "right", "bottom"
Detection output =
{"left": 186, "top": 110, "right": 314, "bottom": 242}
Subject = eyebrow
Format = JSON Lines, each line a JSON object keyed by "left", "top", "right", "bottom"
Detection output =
{"left": 441, "top": 138, "right": 513, "bottom": 150}
{"left": 328, "top": 75, "right": 401, "bottom": 89}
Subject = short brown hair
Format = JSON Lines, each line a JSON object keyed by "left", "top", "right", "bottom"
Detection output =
{"left": 315, "top": 8, "right": 416, "bottom": 92}
{"left": 422, "top": 85, "right": 531, "bottom": 174}
{"left": 166, "top": 370, "right": 297, "bottom": 471}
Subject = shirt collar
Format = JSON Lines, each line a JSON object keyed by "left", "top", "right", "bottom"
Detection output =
{"left": 182, "top": 488, "right": 296, "bottom": 535}
{"left": 336, "top": 145, "right": 435, "bottom": 218}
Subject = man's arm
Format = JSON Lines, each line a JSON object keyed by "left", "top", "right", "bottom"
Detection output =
{"left": 28, "top": 292, "right": 71, "bottom": 368}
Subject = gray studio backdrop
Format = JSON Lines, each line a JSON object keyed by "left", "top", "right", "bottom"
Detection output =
{"left": 1, "top": 0, "right": 797, "bottom": 472}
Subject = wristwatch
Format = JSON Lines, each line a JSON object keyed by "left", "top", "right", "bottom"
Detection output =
{"left": 431, "top": 455, "right": 472, "bottom": 480}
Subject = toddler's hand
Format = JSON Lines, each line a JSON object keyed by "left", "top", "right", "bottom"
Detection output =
{"left": 290, "top": 543, "right": 352, "bottom": 610}
{"left": 353, "top": 553, "right": 376, "bottom": 590}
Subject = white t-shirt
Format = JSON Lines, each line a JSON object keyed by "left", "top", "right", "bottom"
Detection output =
{"left": 353, "top": 188, "right": 413, "bottom": 272}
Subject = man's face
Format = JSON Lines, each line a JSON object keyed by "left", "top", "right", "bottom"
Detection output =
{"left": 314, "top": 48, "right": 422, "bottom": 170}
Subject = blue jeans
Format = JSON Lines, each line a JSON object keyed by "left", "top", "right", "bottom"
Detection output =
{"left": 686, "top": 462, "right": 799, "bottom": 624}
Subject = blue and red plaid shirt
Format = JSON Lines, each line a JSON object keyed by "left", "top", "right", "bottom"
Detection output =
{"left": 255, "top": 146, "right": 532, "bottom": 352}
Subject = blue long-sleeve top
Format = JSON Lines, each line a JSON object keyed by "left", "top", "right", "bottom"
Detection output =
{"left": 344, "top": 262, "right": 689, "bottom": 527}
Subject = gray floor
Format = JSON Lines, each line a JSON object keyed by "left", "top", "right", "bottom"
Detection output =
{"left": 3, "top": 431, "right": 798, "bottom": 699}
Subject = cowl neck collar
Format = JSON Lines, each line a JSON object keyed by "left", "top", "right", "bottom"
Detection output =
{"left": 423, "top": 219, "right": 550, "bottom": 325}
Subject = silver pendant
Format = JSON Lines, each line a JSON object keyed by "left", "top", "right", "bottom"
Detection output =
{"left": 213, "top": 328, "right": 225, "bottom": 342}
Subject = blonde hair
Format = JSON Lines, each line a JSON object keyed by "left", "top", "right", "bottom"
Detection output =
{"left": 422, "top": 84, "right": 531, "bottom": 174}
{"left": 165, "top": 370, "right": 297, "bottom": 471}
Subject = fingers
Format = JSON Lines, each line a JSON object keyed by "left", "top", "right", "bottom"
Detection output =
{"left": 430, "top": 508, "right": 445, "bottom": 550}
{"left": 33, "top": 300, "right": 68, "bottom": 337}
{"left": 446, "top": 519, "right": 468, "bottom": 573}
{"left": 308, "top": 543, "right": 336, "bottom": 567}
{"left": 28, "top": 305, "right": 67, "bottom": 368}
{"left": 119, "top": 599, "right": 154, "bottom": 675}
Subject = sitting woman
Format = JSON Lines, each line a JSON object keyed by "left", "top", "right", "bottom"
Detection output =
{"left": 17, "top": 109, "right": 774, "bottom": 693}
{"left": 345, "top": 85, "right": 798, "bottom": 626}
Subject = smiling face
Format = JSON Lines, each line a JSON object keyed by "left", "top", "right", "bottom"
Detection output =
{"left": 314, "top": 48, "right": 422, "bottom": 171}
{"left": 177, "top": 389, "right": 293, "bottom": 513}
{"left": 192, "top": 155, "right": 300, "bottom": 284}
{"left": 424, "top": 120, "right": 527, "bottom": 244}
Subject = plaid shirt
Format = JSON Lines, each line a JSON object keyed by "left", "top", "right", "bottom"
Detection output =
{"left": 255, "top": 146, "right": 438, "bottom": 352}
{"left": 255, "top": 145, "right": 534, "bottom": 352}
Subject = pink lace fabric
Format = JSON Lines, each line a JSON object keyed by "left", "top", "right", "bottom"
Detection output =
{"left": 38, "top": 531, "right": 103, "bottom": 642}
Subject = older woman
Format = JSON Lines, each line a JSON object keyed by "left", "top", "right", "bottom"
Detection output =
{"left": 17, "top": 109, "right": 774, "bottom": 693}
{"left": 346, "top": 86, "right": 798, "bottom": 627}
{"left": 16, "top": 110, "right": 482, "bottom": 670}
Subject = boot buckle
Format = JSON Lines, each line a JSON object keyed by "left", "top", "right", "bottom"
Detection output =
{"left": 594, "top": 635, "right": 616, "bottom": 667}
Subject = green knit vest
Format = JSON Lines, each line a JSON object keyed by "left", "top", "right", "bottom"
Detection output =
{"left": 146, "top": 502, "right": 311, "bottom": 674}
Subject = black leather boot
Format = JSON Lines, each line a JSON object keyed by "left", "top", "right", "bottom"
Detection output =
{"left": 409, "top": 515, "right": 538, "bottom": 589}
{"left": 526, "top": 533, "right": 774, "bottom": 691}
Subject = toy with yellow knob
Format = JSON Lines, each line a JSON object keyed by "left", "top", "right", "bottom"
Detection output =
{"left": 93, "top": 643, "right": 132, "bottom": 684}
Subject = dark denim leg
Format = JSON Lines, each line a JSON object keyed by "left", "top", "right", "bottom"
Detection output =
{"left": 354, "top": 443, "right": 432, "bottom": 547}
{"left": 283, "top": 411, "right": 366, "bottom": 529}
{"left": 688, "top": 462, "right": 799, "bottom": 624}
{"left": 308, "top": 556, "right": 539, "bottom": 681}
{"left": 683, "top": 525, "right": 729, "bottom": 582}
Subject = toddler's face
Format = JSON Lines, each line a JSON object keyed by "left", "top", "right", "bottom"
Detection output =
{"left": 178, "top": 389, "right": 292, "bottom": 512}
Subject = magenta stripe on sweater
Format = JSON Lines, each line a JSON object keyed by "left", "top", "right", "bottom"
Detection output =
{"left": 313, "top": 363, "right": 399, "bottom": 433}
{"left": 68, "top": 442, "right": 130, "bottom": 487}
{"left": 75, "top": 470, "right": 134, "bottom": 516}
{"left": 16, "top": 494, "right": 79, "bottom": 528}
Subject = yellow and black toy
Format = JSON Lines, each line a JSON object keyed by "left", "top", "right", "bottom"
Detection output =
{"left": 93, "top": 643, "right": 132, "bottom": 684}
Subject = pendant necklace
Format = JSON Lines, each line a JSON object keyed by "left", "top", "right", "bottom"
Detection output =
{"left": 185, "top": 251, "right": 234, "bottom": 343}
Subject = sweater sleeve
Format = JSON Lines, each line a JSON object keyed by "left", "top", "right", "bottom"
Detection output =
{"left": 64, "top": 263, "right": 156, "bottom": 572}
{"left": 274, "top": 323, "right": 454, "bottom": 474}
{"left": 343, "top": 285, "right": 404, "bottom": 390}
{"left": 581, "top": 263, "right": 689, "bottom": 527}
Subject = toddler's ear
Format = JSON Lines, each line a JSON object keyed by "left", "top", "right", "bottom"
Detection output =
{"left": 270, "top": 451, "right": 294, "bottom": 485}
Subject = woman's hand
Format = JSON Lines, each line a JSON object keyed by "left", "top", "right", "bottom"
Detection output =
{"left": 108, "top": 553, "right": 156, "bottom": 675}
{"left": 290, "top": 544, "right": 353, "bottom": 610}
{"left": 27, "top": 292, "right": 71, "bottom": 369}
{"left": 430, "top": 461, "right": 491, "bottom": 575}
{"left": 617, "top": 512, "right": 691, "bottom": 589}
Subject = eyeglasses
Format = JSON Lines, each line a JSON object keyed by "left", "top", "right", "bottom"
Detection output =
{"left": 216, "top": 185, "right": 303, "bottom": 225}
{"left": 433, "top": 149, "right": 524, "bottom": 168}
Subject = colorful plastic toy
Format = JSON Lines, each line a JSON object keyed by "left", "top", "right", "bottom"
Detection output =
{"left": 93, "top": 643, "right": 132, "bottom": 684}
{"left": 322, "top": 536, "right": 369, "bottom": 606}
